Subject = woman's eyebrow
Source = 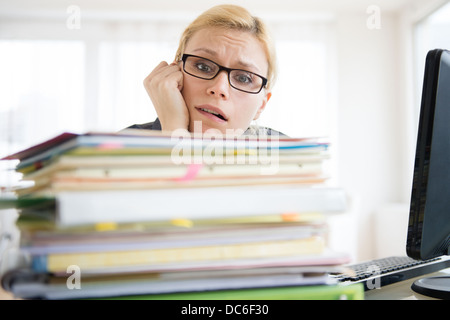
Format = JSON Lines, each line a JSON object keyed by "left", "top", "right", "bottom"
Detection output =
{"left": 192, "top": 47, "right": 217, "bottom": 56}
{"left": 191, "top": 47, "right": 261, "bottom": 73}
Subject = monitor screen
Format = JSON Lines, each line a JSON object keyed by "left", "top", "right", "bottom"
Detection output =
{"left": 407, "top": 49, "right": 450, "bottom": 261}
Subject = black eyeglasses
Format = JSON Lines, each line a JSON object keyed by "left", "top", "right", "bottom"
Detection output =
{"left": 181, "top": 54, "right": 267, "bottom": 94}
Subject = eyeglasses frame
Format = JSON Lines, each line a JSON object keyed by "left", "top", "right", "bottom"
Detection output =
{"left": 181, "top": 54, "right": 268, "bottom": 94}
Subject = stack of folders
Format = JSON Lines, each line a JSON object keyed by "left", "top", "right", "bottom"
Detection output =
{"left": 0, "top": 130, "right": 363, "bottom": 300}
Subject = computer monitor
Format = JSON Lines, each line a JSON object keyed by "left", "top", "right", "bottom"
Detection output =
{"left": 407, "top": 48, "right": 450, "bottom": 299}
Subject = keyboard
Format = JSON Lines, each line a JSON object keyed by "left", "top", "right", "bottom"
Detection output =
{"left": 332, "top": 255, "right": 450, "bottom": 291}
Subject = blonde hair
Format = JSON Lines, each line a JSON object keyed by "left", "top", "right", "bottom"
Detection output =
{"left": 175, "top": 4, "right": 277, "bottom": 91}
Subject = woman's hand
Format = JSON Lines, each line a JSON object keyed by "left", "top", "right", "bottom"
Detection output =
{"left": 143, "top": 61, "right": 190, "bottom": 133}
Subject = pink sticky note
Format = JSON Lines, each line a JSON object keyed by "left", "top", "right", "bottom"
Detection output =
{"left": 174, "top": 163, "right": 203, "bottom": 182}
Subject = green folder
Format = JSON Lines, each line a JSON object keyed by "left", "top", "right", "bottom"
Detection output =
{"left": 106, "top": 284, "right": 364, "bottom": 300}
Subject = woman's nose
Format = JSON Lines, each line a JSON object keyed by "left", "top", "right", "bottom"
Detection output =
{"left": 206, "top": 71, "right": 230, "bottom": 99}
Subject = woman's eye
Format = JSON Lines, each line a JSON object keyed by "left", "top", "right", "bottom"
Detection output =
{"left": 235, "top": 73, "right": 253, "bottom": 84}
{"left": 196, "top": 63, "right": 213, "bottom": 73}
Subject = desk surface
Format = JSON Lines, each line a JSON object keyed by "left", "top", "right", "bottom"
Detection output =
{"left": 364, "top": 267, "right": 450, "bottom": 300}
{"left": 2, "top": 268, "right": 450, "bottom": 300}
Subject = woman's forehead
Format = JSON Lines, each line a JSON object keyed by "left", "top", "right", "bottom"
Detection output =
{"left": 185, "top": 27, "right": 268, "bottom": 74}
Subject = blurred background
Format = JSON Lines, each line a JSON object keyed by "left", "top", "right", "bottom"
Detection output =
{"left": 0, "top": 0, "right": 449, "bottom": 263}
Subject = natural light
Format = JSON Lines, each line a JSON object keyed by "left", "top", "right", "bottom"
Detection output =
{"left": 0, "top": 18, "right": 336, "bottom": 159}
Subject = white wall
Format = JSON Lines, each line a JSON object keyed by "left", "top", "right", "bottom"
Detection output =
{"left": 335, "top": 11, "right": 405, "bottom": 261}
{"left": 334, "top": 0, "right": 449, "bottom": 261}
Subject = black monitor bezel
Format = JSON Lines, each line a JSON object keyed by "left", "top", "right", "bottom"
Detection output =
{"left": 407, "top": 48, "right": 450, "bottom": 261}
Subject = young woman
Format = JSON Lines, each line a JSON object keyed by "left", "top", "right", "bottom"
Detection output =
{"left": 128, "top": 4, "right": 285, "bottom": 137}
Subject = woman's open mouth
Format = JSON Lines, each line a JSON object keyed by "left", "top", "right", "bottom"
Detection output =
{"left": 196, "top": 106, "right": 228, "bottom": 122}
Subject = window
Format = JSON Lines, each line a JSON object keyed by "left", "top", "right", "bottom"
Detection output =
{"left": 260, "top": 39, "right": 334, "bottom": 138}
{"left": 413, "top": 2, "right": 450, "bottom": 117}
{"left": 0, "top": 40, "right": 85, "bottom": 155}
{"left": 96, "top": 41, "right": 176, "bottom": 131}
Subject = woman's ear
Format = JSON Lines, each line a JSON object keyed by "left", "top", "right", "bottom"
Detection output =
{"left": 253, "top": 92, "right": 272, "bottom": 120}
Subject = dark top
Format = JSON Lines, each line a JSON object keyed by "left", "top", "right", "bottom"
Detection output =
{"left": 127, "top": 118, "right": 287, "bottom": 136}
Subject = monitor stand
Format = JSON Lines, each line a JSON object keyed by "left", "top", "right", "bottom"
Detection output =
{"left": 411, "top": 276, "right": 450, "bottom": 299}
